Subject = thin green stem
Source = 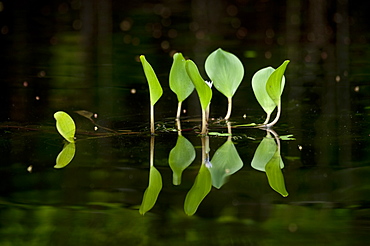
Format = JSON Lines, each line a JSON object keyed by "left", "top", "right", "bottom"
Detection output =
{"left": 150, "top": 104, "right": 155, "bottom": 134}
{"left": 150, "top": 136, "right": 155, "bottom": 167}
{"left": 266, "top": 102, "right": 281, "bottom": 128}
{"left": 201, "top": 108, "right": 208, "bottom": 135}
{"left": 176, "top": 101, "right": 182, "bottom": 120}
{"left": 224, "top": 97, "right": 232, "bottom": 120}
{"left": 263, "top": 112, "right": 271, "bottom": 125}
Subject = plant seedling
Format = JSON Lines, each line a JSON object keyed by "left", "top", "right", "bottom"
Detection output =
{"left": 252, "top": 60, "right": 290, "bottom": 127}
{"left": 185, "top": 59, "right": 212, "bottom": 135}
{"left": 169, "top": 53, "right": 194, "bottom": 120}
{"left": 54, "top": 111, "right": 76, "bottom": 143}
{"left": 205, "top": 48, "right": 244, "bottom": 120}
{"left": 140, "top": 55, "right": 163, "bottom": 134}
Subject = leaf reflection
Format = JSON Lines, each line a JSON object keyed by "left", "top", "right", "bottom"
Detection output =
{"left": 209, "top": 123, "right": 243, "bottom": 189}
{"left": 184, "top": 163, "right": 212, "bottom": 216}
{"left": 54, "top": 142, "right": 76, "bottom": 169}
{"left": 251, "top": 129, "right": 288, "bottom": 197}
{"left": 169, "top": 133, "right": 196, "bottom": 185}
{"left": 139, "top": 136, "right": 163, "bottom": 215}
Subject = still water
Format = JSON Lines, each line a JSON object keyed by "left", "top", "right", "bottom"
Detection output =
{"left": 1, "top": 0, "right": 370, "bottom": 245}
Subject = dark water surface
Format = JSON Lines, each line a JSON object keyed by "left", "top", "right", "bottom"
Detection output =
{"left": 1, "top": 0, "right": 370, "bottom": 245}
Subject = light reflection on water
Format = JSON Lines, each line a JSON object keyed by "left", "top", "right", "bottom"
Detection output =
{"left": 1, "top": 0, "right": 370, "bottom": 245}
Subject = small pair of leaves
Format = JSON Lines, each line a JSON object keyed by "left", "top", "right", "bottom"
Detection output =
{"left": 252, "top": 60, "right": 289, "bottom": 115}
{"left": 140, "top": 55, "right": 163, "bottom": 106}
{"left": 251, "top": 132, "right": 288, "bottom": 197}
{"left": 209, "top": 139, "right": 243, "bottom": 189}
{"left": 54, "top": 111, "right": 76, "bottom": 143}
{"left": 169, "top": 135, "right": 196, "bottom": 185}
{"left": 205, "top": 48, "right": 244, "bottom": 98}
{"left": 170, "top": 53, "right": 194, "bottom": 102}
{"left": 139, "top": 166, "right": 163, "bottom": 215}
{"left": 184, "top": 164, "right": 212, "bottom": 216}
{"left": 185, "top": 60, "right": 212, "bottom": 111}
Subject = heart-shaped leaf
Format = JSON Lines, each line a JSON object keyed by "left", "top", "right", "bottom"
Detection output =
{"left": 205, "top": 48, "right": 244, "bottom": 98}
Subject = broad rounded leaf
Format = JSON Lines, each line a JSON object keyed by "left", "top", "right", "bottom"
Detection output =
{"left": 140, "top": 55, "right": 163, "bottom": 105}
{"left": 209, "top": 140, "right": 243, "bottom": 189}
{"left": 169, "top": 135, "right": 196, "bottom": 185}
{"left": 169, "top": 53, "right": 194, "bottom": 102}
{"left": 251, "top": 133, "right": 277, "bottom": 171}
{"left": 184, "top": 164, "right": 212, "bottom": 216}
{"left": 139, "top": 166, "right": 163, "bottom": 215}
{"left": 252, "top": 67, "right": 277, "bottom": 115}
{"left": 185, "top": 60, "right": 212, "bottom": 110}
{"left": 205, "top": 48, "right": 244, "bottom": 98}
{"left": 54, "top": 111, "right": 76, "bottom": 143}
{"left": 55, "top": 142, "right": 76, "bottom": 169}
{"left": 266, "top": 60, "right": 290, "bottom": 106}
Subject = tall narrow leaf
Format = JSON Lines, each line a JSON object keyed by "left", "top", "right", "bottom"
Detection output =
{"left": 170, "top": 53, "right": 194, "bottom": 102}
{"left": 265, "top": 60, "right": 290, "bottom": 106}
{"left": 265, "top": 151, "right": 288, "bottom": 197}
{"left": 140, "top": 55, "right": 163, "bottom": 106}
{"left": 139, "top": 166, "right": 163, "bottom": 215}
{"left": 184, "top": 164, "right": 212, "bottom": 216}
{"left": 54, "top": 111, "right": 76, "bottom": 143}
{"left": 185, "top": 60, "right": 212, "bottom": 111}
{"left": 205, "top": 48, "right": 244, "bottom": 98}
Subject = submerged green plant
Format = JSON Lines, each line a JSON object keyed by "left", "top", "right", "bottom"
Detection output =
{"left": 185, "top": 59, "right": 212, "bottom": 135}
{"left": 54, "top": 111, "right": 76, "bottom": 143}
{"left": 140, "top": 55, "right": 163, "bottom": 134}
{"left": 205, "top": 48, "right": 244, "bottom": 120}
{"left": 169, "top": 53, "right": 194, "bottom": 120}
{"left": 252, "top": 60, "right": 290, "bottom": 127}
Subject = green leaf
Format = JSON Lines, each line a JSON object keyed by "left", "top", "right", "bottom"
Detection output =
{"left": 169, "top": 135, "right": 196, "bottom": 185}
{"left": 140, "top": 55, "right": 163, "bottom": 105}
{"left": 209, "top": 140, "right": 243, "bottom": 189}
{"left": 279, "top": 134, "right": 296, "bottom": 141}
{"left": 208, "top": 132, "right": 232, "bottom": 137}
{"left": 184, "top": 164, "right": 212, "bottom": 216}
{"left": 266, "top": 60, "right": 290, "bottom": 106}
{"left": 54, "top": 111, "right": 76, "bottom": 143}
{"left": 251, "top": 133, "right": 278, "bottom": 172}
{"left": 139, "top": 166, "right": 163, "bottom": 215}
{"left": 169, "top": 53, "right": 194, "bottom": 102}
{"left": 252, "top": 67, "right": 279, "bottom": 115}
{"left": 185, "top": 59, "right": 212, "bottom": 110}
{"left": 265, "top": 151, "right": 289, "bottom": 197}
{"left": 55, "top": 142, "right": 76, "bottom": 169}
{"left": 205, "top": 48, "right": 244, "bottom": 98}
